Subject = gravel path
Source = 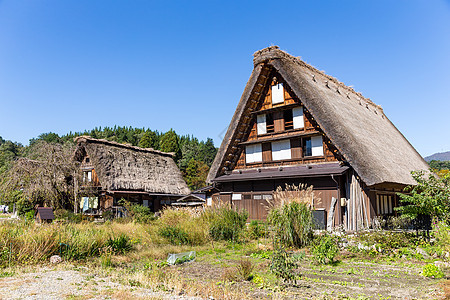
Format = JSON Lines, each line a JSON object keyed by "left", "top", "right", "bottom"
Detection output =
{"left": 0, "top": 267, "right": 200, "bottom": 300}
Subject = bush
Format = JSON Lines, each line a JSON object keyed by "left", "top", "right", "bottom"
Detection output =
{"left": 106, "top": 234, "right": 133, "bottom": 254}
{"left": 236, "top": 258, "right": 255, "bottom": 281}
{"left": 129, "top": 204, "right": 155, "bottom": 223}
{"left": 270, "top": 241, "right": 297, "bottom": 283}
{"left": 247, "top": 220, "right": 266, "bottom": 239}
{"left": 208, "top": 207, "right": 248, "bottom": 241}
{"left": 311, "top": 234, "right": 339, "bottom": 264}
{"left": 422, "top": 264, "right": 444, "bottom": 278}
{"left": 156, "top": 207, "right": 209, "bottom": 245}
{"left": 158, "top": 225, "right": 190, "bottom": 245}
{"left": 268, "top": 201, "right": 313, "bottom": 248}
{"left": 433, "top": 220, "right": 450, "bottom": 253}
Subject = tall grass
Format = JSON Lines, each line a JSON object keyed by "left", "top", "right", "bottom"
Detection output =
{"left": 268, "top": 184, "right": 315, "bottom": 248}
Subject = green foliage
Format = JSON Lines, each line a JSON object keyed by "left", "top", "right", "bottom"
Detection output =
{"left": 247, "top": 220, "right": 267, "bottom": 239}
{"left": 106, "top": 234, "right": 133, "bottom": 254}
{"left": 209, "top": 207, "right": 248, "bottom": 241}
{"left": 158, "top": 225, "right": 191, "bottom": 245}
{"left": 24, "top": 210, "right": 35, "bottom": 221}
{"left": 397, "top": 171, "right": 450, "bottom": 223}
{"left": 159, "top": 129, "right": 181, "bottom": 161}
{"left": 428, "top": 160, "right": 450, "bottom": 171}
{"left": 422, "top": 263, "right": 444, "bottom": 278}
{"left": 184, "top": 158, "right": 209, "bottom": 190}
{"left": 433, "top": 220, "right": 450, "bottom": 253}
{"left": 138, "top": 130, "right": 159, "bottom": 149}
{"left": 311, "top": 234, "right": 339, "bottom": 264}
{"left": 129, "top": 204, "right": 155, "bottom": 223}
{"left": 355, "top": 231, "right": 423, "bottom": 250}
{"left": 270, "top": 239, "right": 297, "bottom": 282}
{"left": 268, "top": 201, "right": 314, "bottom": 248}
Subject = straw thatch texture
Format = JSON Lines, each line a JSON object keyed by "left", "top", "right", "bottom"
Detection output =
{"left": 208, "top": 46, "right": 429, "bottom": 186}
{"left": 74, "top": 136, "right": 190, "bottom": 195}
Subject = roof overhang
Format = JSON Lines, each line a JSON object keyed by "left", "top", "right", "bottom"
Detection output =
{"left": 213, "top": 163, "right": 349, "bottom": 183}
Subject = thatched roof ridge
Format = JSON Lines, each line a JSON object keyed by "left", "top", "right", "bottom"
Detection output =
{"left": 74, "top": 136, "right": 174, "bottom": 157}
{"left": 74, "top": 136, "right": 190, "bottom": 195}
{"left": 207, "top": 46, "right": 429, "bottom": 186}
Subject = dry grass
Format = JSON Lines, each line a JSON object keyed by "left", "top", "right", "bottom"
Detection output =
{"left": 269, "top": 183, "right": 321, "bottom": 209}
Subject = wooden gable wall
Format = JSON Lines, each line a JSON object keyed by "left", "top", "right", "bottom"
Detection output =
{"left": 234, "top": 71, "right": 344, "bottom": 170}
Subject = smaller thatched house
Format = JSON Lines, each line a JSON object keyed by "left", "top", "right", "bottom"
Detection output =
{"left": 74, "top": 136, "right": 190, "bottom": 214}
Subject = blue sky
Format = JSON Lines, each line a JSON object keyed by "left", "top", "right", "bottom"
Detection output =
{"left": 0, "top": 0, "right": 449, "bottom": 157}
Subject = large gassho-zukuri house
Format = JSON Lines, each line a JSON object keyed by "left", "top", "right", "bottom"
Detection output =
{"left": 74, "top": 136, "right": 190, "bottom": 214}
{"left": 207, "top": 46, "right": 429, "bottom": 231}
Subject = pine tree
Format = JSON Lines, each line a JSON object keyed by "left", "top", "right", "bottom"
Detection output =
{"left": 139, "top": 130, "right": 157, "bottom": 148}
{"left": 160, "top": 129, "right": 181, "bottom": 162}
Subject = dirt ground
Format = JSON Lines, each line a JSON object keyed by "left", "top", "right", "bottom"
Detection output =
{"left": 0, "top": 255, "right": 448, "bottom": 299}
{"left": 177, "top": 252, "right": 448, "bottom": 300}
{"left": 0, "top": 266, "right": 200, "bottom": 300}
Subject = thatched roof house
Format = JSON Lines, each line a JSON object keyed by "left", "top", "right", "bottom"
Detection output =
{"left": 207, "top": 46, "right": 429, "bottom": 230}
{"left": 74, "top": 136, "right": 190, "bottom": 213}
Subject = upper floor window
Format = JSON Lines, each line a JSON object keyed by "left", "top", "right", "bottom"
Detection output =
{"left": 83, "top": 170, "right": 92, "bottom": 184}
{"left": 272, "top": 140, "right": 291, "bottom": 161}
{"left": 272, "top": 83, "right": 284, "bottom": 104}
{"left": 245, "top": 143, "right": 262, "bottom": 163}
{"left": 257, "top": 106, "right": 303, "bottom": 135}
{"left": 303, "top": 136, "right": 324, "bottom": 157}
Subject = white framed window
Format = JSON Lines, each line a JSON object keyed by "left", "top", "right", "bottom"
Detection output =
{"left": 293, "top": 106, "right": 304, "bottom": 129}
{"left": 271, "top": 140, "right": 291, "bottom": 161}
{"left": 245, "top": 143, "right": 262, "bottom": 163}
{"left": 311, "top": 136, "right": 324, "bottom": 156}
{"left": 257, "top": 114, "right": 267, "bottom": 135}
{"left": 272, "top": 83, "right": 284, "bottom": 104}
{"left": 232, "top": 193, "right": 242, "bottom": 200}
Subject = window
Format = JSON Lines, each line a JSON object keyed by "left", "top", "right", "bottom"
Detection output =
{"left": 245, "top": 144, "right": 262, "bottom": 163}
{"left": 232, "top": 193, "right": 242, "bottom": 200}
{"left": 284, "top": 110, "right": 293, "bottom": 130}
{"left": 272, "top": 140, "right": 291, "bottom": 161}
{"left": 303, "top": 136, "right": 324, "bottom": 157}
{"left": 272, "top": 83, "right": 284, "bottom": 104}
{"left": 376, "top": 194, "right": 394, "bottom": 215}
{"left": 304, "top": 138, "right": 312, "bottom": 157}
{"left": 266, "top": 113, "right": 274, "bottom": 133}
{"left": 85, "top": 157, "right": 90, "bottom": 163}
{"left": 292, "top": 106, "right": 304, "bottom": 129}
{"left": 83, "top": 170, "right": 92, "bottom": 184}
{"left": 311, "top": 136, "right": 324, "bottom": 156}
{"left": 257, "top": 114, "right": 266, "bottom": 135}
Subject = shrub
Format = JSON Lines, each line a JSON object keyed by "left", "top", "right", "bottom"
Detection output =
{"left": 236, "top": 258, "right": 255, "bottom": 281}
{"left": 158, "top": 225, "right": 190, "bottom": 245}
{"left": 268, "top": 201, "right": 313, "bottom": 248}
{"left": 106, "top": 234, "right": 133, "bottom": 254}
{"left": 208, "top": 207, "right": 248, "bottom": 241}
{"left": 311, "top": 234, "right": 339, "bottom": 264}
{"left": 268, "top": 184, "right": 315, "bottom": 248}
{"left": 157, "top": 207, "right": 209, "bottom": 245}
{"left": 247, "top": 220, "right": 266, "bottom": 239}
{"left": 422, "top": 264, "right": 444, "bottom": 278}
{"left": 270, "top": 241, "right": 297, "bottom": 283}
{"left": 433, "top": 220, "right": 450, "bottom": 253}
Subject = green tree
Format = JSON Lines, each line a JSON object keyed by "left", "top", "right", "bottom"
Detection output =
{"left": 198, "top": 138, "right": 217, "bottom": 167}
{"left": 160, "top": 129, "right": 181, "bottom": 162}
{"left": 397, "top": 171, "right": 450, "bottom": 223}
{"left": 184, "top": 159, "right": 209, "bottom": 190}
{"left": 138, "top": 130, "right": 159, "bottom": 149}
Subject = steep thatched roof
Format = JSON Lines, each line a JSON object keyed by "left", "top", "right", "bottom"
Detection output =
{"left": 207, "top": 46, "right": 429, "bottom": 186}
{"left": 74, "top": 136, "right": 190, "bottom": 195}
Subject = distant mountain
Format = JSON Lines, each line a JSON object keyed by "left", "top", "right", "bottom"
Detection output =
{"left": 424, "top": 151, "right": 450, "bottom": 162}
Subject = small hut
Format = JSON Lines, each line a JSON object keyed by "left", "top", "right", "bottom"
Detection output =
{"left": 35, "top": 207, "right": 55, "bottom": 223}
{"left": 74, "top": 136, "right": 190, "bottom": 215}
